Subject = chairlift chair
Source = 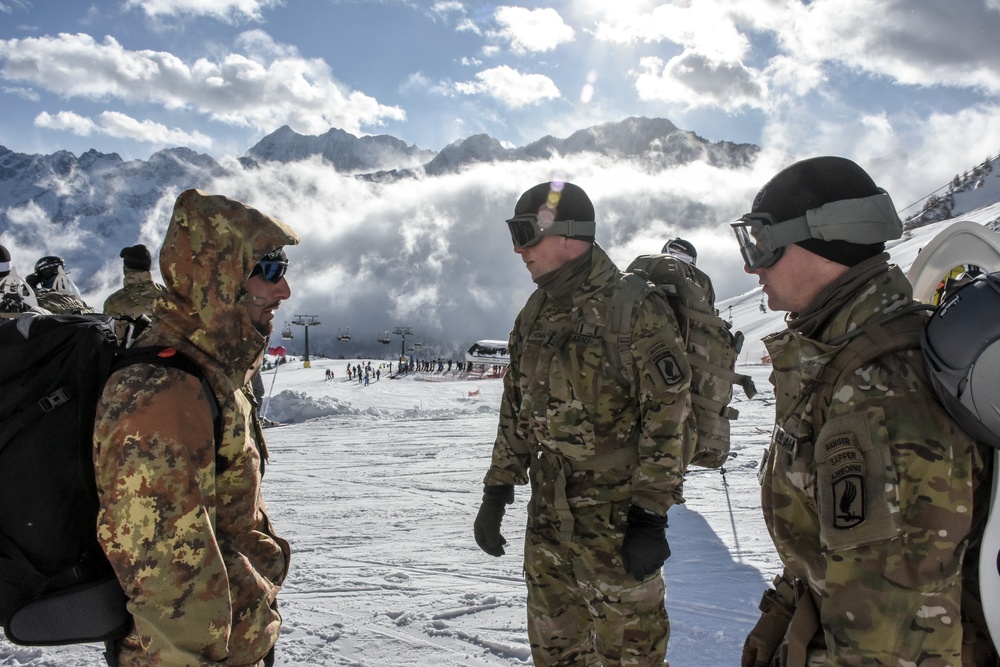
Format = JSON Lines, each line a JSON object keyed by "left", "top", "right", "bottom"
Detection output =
{"left": 337, "top": 326, "right": 352, "bottom": 342}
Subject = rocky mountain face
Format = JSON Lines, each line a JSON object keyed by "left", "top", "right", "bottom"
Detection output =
{"left": 0, "top": 116, "right": 762, "bottom": 273}
{"left": 245, "top": 126, "right": 436, "bottom": 172}
{"left": 367, "top": 116, "right": 759, "bottom": 179}
{"left": 905, "top": 154, "right": 1000, "bottom": 230}
{"left": 0, "top": 145, "right": 227, "bottom": 246}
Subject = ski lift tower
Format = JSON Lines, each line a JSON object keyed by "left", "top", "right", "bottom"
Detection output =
{"left": 392, "top": 326, "right": 413, "bottom": 360}
{"left": 292, "top": 315, "right": 321, "bottom": 368}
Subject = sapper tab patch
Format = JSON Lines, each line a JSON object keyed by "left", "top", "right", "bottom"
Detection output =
{"left": 824, "top": 433, "right": 866, "bottom": 529}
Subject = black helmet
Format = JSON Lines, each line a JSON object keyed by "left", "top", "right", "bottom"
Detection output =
{"left": 34, "top": 255, "right": 65, "bottom": 280}
{"left": 663, "top": 238, "right": 697, "bottom": 265}
{"left": 922, "top": 272, "right": 1000, "bottom": 449}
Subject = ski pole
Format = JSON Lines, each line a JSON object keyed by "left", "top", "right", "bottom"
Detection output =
{"left": 720, "top": 463, "right": 743, "bottom": 563}
{"left": 262, "top": 353, "right": 281, "bottom": 421}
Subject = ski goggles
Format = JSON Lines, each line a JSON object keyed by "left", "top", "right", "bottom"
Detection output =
{"left": 251, "top": 258, "right": 288, "bottom": 283}
{"left": 505, "top": 214, "right": 596, "bottom": 248}
{"left": 731, "top": 191, "right": 902, "bottom": 270}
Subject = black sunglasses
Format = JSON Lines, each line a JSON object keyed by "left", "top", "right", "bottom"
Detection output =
{"left": 252, "top": 259, "right": 288, "bottom": 283}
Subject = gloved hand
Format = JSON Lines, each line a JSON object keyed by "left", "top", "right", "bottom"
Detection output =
{"left": 621, "top": 505, "right": 670, "bottom": 581}
{"left": 474, "top": 484, "right": 515, "bottom": 557}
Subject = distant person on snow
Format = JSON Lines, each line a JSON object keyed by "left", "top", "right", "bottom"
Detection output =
{"left": 102, "top": 243, "right": 166, "bottom": 340}
{"left": 29, "top": 255, "right": 93, "bottom": 314}
{"left": 474, "top": 181, "right": 696, "bottom": 666}
{"left": 93, "top": 189, "right": 298, "bottom": 666}
{"left": 0, "top": 244, "right": 45, "bottom": 317}
{"left": 0, "top": 244, "right": 9, "bottom": 281}
{"left": 662, "top": 237, "right": 698, "bottom": 266}
{"left": 735, "top": 156, "right": 996, "bottom": 666}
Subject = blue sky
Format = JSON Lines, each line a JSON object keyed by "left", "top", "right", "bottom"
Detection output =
{"left": 2, "top": 0, "right": 999, "bottom": 190}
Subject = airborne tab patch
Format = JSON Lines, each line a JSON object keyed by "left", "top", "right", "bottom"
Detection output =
{"left": 823, "top": 433, "right": 866, "bottom": 529}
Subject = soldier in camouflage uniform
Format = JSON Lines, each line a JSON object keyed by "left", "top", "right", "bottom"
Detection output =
{"left": 734, "top": 157, "right": 995, "bottom": 667}
{"left": 29, "top": 255, "right": 94, "bottom": 314}
{"left": 102, "top": 243, "right": 166, "bottom": 340}
{"left": 474, "top": 182, "right": 696, "bottom": 667}
{"left": 93, "top": 189, "right": 298, "bottom": 666}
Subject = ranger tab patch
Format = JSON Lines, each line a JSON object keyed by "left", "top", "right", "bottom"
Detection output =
{"left": 823, "top": 433, "right": 866, "bottom": 529}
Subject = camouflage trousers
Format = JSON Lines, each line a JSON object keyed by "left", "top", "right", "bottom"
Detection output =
{"left": 524, "top": 500, "right": 670, "bottom": 667}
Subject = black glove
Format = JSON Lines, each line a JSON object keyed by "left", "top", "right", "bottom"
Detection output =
{"left": 621, "top": 505, "right": 671, "bottom": 581}
{"left": 474, "top": 484, "right": 515, "bottom": 557}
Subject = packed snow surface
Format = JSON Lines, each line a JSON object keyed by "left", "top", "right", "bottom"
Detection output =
{"left": 0, "top": 360, "right": 777, "bottom": 667}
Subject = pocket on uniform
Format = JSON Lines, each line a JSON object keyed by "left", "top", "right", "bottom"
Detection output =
{"left": 544, "top": 334, "right": 604, "bottom": 453}
{"left": 815, "top": 409, "right": 901, "bottom": 551}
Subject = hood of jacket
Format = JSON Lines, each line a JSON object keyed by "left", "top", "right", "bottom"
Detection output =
{"left": 149, "top": 189, "right": 299, "bottom": 389}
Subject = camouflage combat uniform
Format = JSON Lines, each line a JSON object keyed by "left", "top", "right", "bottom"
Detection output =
{"left": 93, "top": 189, "right": 298, "bottom": 666}
{"left": 35, "top": 288, "right": 93, "bottom": 314}
{"left": 102, "top": 267, "right": 165, "bottom": 339}
{"left": 756, "top": 260, "right": 990, "bottom": 666}
{"left": 485, "top": 244, "right": 696, "bottom": 667}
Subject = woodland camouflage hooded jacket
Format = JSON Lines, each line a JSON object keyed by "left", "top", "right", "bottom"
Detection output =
{"left": 93, "top": 189, "right": 298, "bottom": 666}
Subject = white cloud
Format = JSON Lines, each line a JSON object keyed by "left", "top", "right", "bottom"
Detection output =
{"left": 0, "top": 0, "right": 30, "bottom": 14}
{"left": 0, "top": 32, "right": 405, "bottom": 136}
{"left": 34, "top": 110, "right": 98, "bottom": 135}
{"left": 197, "top": 151, "right": 768, "bottom": 351}
{"left": 123, "top": 0, "right": 282, "bottom": 23}
{"left": 2, "top": 84, "right": 39, "bottom": 101}
{"left": 490, "top": 6, "right": 574, "bottom": 55}
{"left": 753, "top": 0, "right": 1000, "bottom": 94}
{"left": 431, "top": 1, "right": 464, "bottom": 12}
{"left": 98, "top": 111, "right": 214, "bottom": 147}
{"left": 634, "top": 52, "right": 767, "bottom": 111}
{"left": 454, "top": 65, "right": 561, "bottom": 108}
{"left": 455, "top": 18, "right": 481, "bottom": 34}
{"left": 34, "top": 110, "right": 214, "bottom": 147}
{"left": 592, "top": 1, "right": 750, "bottom": 62}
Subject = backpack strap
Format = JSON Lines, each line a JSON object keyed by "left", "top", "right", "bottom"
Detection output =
{"left": 607, "top": 273, "right": 654, "bottom": 389}
{"left": 111, "top": 347, "right": 223, "bottom": 460}
{"left": 810, "top": 304, "right": 932, "bottom": 434}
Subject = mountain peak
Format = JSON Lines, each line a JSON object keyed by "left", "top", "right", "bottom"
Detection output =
{"left": 247, "top": 126, "right": 434, "bottom": 173}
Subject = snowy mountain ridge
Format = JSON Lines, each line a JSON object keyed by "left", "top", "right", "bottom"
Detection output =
{"left": 1, "top": 124, "right": 1000, "bottom": 356}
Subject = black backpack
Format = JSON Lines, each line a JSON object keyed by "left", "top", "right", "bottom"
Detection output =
{"left": 0, "top": 312, "right": 218, "bottom": 646}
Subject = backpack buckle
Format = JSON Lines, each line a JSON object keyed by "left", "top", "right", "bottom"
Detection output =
{"left": 38, "top": 388, "right": 70, "bottom": 412}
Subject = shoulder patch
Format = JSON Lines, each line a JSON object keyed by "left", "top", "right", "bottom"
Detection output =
{"left": 823, "top": 433, "right": 867, "bottom": 529}
{"left": 649, "top": 340, "right": 684, "bottom": 386}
